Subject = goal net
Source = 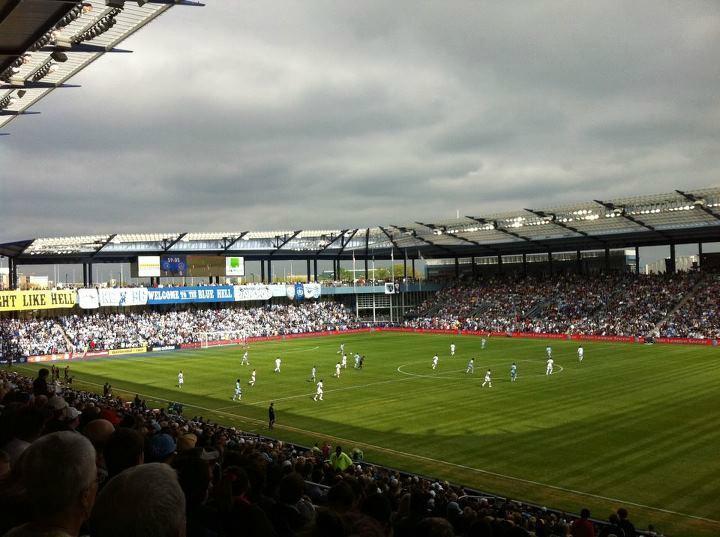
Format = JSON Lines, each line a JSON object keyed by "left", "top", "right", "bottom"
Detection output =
{"left": 199, "top": 331, "right": 247, "bottom": 349}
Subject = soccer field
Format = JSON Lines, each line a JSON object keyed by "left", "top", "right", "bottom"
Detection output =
{"left": 14, "top": 332, "right": 720, "bottom": 536}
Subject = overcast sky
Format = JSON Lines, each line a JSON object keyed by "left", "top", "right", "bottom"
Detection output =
{"left": 1, "top": 0, "right": 719, "bottom": 243}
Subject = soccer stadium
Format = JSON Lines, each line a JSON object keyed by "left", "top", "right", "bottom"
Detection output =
{"left": 1, "top": 3, "right": 719, "bottom": 537}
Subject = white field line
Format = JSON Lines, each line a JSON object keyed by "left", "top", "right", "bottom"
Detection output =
{"left": 11, "top": 363, "right": 717, "bottom": 525}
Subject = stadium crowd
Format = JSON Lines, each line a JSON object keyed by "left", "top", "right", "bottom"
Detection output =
{"left": 1, "top": 302, "right": 358, "bottom": 356}
{"left": 407, "top": 272, "right": 712, "bottom": 338}
{"left": 0, "top": 368, "right": 654, "bottom": 537}
{"left": 658, "top": 273, "right": 720, "bottom": 339}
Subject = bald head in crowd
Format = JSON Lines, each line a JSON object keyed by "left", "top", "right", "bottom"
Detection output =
{"left": 6, "top": 431, "right": 98, "bottom": 537}
{"left": 91, "top": 463, "right": 186, "bottom": 537}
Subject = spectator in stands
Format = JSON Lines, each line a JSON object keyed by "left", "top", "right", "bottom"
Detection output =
{"left": 1, "top": 406, "right": 45, "bottom": 466}
{"left": 330, "top": 445, "right": 353, "bottom": 472}
{"left": 4, "top": 431, "right": 98, "bottom": 537}
{"left": 571, "top": 508, "right": 596, "bottom": 537}
{"left": 31, "top": 368, "right": 50, "bottom": 397}
{"left": 90, "top": 463, "right": 185, "bottom": 537}
{"left": 617, "top": 508, "right": 636, "bottom": 537}
{"left": 103, "top": 428, "right": 144, "bottom": 479}
{"left": 146, "top": 433, "right": 176, "bottom": 464}
{"left": 599, "top": 513, "right": 626, "bottom": 537}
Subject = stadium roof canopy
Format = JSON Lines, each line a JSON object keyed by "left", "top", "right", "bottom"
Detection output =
{"left": 0, "top": 0, "right": 199, "bottom": 131}
{"left": 2, "top": 187, "right": 720, "bottom": 264}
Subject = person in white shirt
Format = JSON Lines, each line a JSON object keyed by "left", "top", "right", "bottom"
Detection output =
{"left": 546, "top": 358, "right": 554, "bottom": 375}
{"left": 241, "top": 350, "right": 249, "bottom": 366}
{"left": 546, "top": 345, "right": 552, "bottom": 358}
{"left": 248, "top": 369, "right": 256, "bottom": 386}
{"left": 232, "top": 379, "right": 242, "bottom": 401}
{"left": 341, "top": 354, "right": 347, "bottom": 369}
{"left": 482, "top": 369, "right": 492, "bottom": 388}
{"left": 431, "top": 354, "right": 439, "bottom": 370}
{"left": 177, "top": 371, "right": 184, "bottom": 389}
{"left": 450, "top": 343, "right": 456, "bottom": 356}
{"left": 466, "top": 358, "right": 474, "bottom": 374}
{"left": 309, "top": 365, "right": 317, "bottom": 382}
{"left": 274, "top": 357, "right": 281, "bottom": 373}
{"left": 578, "top": 346, "right": 584, "bottom": 362}
{"left": 314, "top": 379, "right": 324, "bottom": 401}
{"left": 334, "top": 362, "right": 341, "bottom": 378}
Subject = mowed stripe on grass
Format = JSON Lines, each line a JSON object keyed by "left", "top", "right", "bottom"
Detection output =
{"left": 15, "top": 333, "right": 720, "bottom": 536}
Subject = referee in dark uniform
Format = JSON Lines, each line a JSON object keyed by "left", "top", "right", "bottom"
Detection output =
{"left": 268, "top": 402, "right": 276, "bottom": 429}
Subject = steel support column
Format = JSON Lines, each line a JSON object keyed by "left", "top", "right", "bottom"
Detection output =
{"left": 635, "top": 246, "right": 640, "bottom": 274}
{"left": 522, "top": 253, "right": 527, "bottom": 277}
{"left": 260, "top": 260, "right": 266, "bottom": 283}
{"left": 267, "top": 259, "right": 273, "bottom": 283}
{"left": 454, "top": 257, "right": 459, "bottom": 279}
{"left": 576, "top": 250, "right": 582, "bottom": 274}
{"left": 497, "top": 254, "right": 503, "bottom": 275}
{"left": 306, "top": 259, "right": 311, "bottom": 283}
{"left": 313, "top": 258, "right": 318, "bottom": 282}
{"left": 604, "top": 247, "right": 610, "bottom": 272}
{"left": 669, "top": 244, "right": 676, "bottom": 274}
{"left": 698, "top": 242, "right": 703, "bottom": 268}
{"left": 548, "top": 251, "right": 553, "bottom": 276}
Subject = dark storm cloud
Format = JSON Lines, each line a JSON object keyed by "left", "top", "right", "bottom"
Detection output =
{"left": 1, "top": 0, "right": 719, "bottom": 242}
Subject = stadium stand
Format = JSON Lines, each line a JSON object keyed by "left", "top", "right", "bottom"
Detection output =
{"left": 407, "top": 271, "right": 710, "bottom": 338}
{"left": 0, "top": 368, "right": 653, "bottom": 537}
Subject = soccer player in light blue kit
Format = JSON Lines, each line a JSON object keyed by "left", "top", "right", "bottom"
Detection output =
{"left": 510, "top": 362, "right": 517, "bottom": 382}
{"left": 232, "top": 379, "right": 242, "bottom": 401}
{"left": 466, "top": 358, "right": 474, "bottom": 374}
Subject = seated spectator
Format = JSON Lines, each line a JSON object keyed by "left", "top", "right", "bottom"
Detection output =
{"left": 89, "top": 463, "right": 185, "bottom": 537}
{"left": 4, "top": 431, "right": 98, "bottom": 537}
{"left": 103, "top": 428, "right": 144, "bottom": 479}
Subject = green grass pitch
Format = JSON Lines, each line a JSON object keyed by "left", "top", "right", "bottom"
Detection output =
{"left": 13, "top": 332, "right": 720, "bottom": 536}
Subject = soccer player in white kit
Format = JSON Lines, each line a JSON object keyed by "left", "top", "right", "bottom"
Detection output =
{"left": 241, "top": 350, "right": 249, "bottom": 366}
{"left": 314, "top": 379, "right": 324, "bottom": 401}
{"left": 177, "top": 370, "right": 184, "bottom": 389}
{"left": 338, "top": 343, "right": 345, "bottom": 354}
{"left": 481, "top": 338, "right": 487, "bottom": 350}
{"left": 482, "top": 369, "right": 492, "bottom": 387}
{"left": 450, "top": 343, "right": 456, "bottom": 356}
{"left": 274, "top": 357, "right": 281, "bottom": 373}
{"left": 578, "top": 346, "right": 584, "bottom": 362}
{"left": 334, "top": 362, "right": 341, "bottom": 378}
{"left": 341, "top": 354, "right": 347, "bottom": 369}
{"left": 546, "top": 345, "right": 552, "bottom": 358}
{"left": 466, "top": 358, "right": 474, "bottom": 374}
{"left": 432, "top": 354, "right": 439, "bottom": 370}
{"left": 232, "top": 379, "right": 242, "bottom": 401}
{"left": 510, "top": 363, "right": 518, "bottom": 382}
{"left": 310, "top": 365, "right": 317, "bottom": 382}
{"left": 354, "top": 353, "right": 361, "bottom": 369}
{"left": 249, "top": 369, "right": 256, "bottom": 386}
{"left": 546, "top": 358, "right": 554, "bottom": 375}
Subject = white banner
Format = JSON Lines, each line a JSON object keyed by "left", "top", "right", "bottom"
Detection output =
{"left": 99, "top": 287, "right": 149, "bottom": 307}
{"left": 77, "top": 288, "right": 99, "bottom": 309}
{"left": 303, "top": 282, "right": 322, "bottom": 298}
{"left": 270, "top": 284, "right": 288, "bottom": 297}
{"left": 233, "top": 285, "right": 272, "bottom": 301}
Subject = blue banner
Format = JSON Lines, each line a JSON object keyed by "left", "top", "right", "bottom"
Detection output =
{"left": 294, "top": 282, "right": 305, "bottom": 301}
{"left": 147, "top": 285, "right": 235, "bottom": 305}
